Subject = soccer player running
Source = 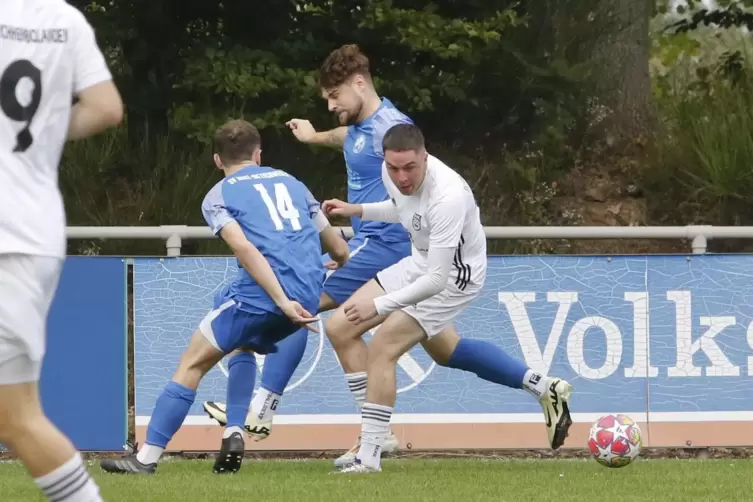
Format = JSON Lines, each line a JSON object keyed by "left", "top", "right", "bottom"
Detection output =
{"left": 203, "top": 44, "right": 573, "bottom": 466}
{"left": 325, "top": 123, "right": 573, "bottom": 473}
{"left": 1, "top": 2, "right": 123, "bottom": 500}
{"left": 99, "top": 120, "right": 349, "bottom": 476}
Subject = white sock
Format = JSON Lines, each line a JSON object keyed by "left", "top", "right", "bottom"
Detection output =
{"left": 345, "top": 372, "right": 367, "bottom": 411}
{"left": 250, "top": 387, "right": 281, "bottom": 422}
{"left": 223, "top": 425, "right": 245, "bottom": 439}
{"left": 522, "top": 370, "right": 549, "bottom": 398}
{"left": 136, "top": 444, "right": 164, "bottom": 465}
{"left": 357, "top": 403, "right": 392, "bottom": 469}
{"left": 35, "top": 452, "right": 102, "bottom": 502}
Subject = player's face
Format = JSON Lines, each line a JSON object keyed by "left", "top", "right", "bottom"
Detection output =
{"left": 321, "top": 75, "right": 366, "bottom": 126}
{"left": 384, "top": 149, "right": 428, "bottom": 195}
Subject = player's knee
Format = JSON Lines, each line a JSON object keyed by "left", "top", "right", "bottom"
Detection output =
{"left": 323, "top": 312, "right": 355, "bottom": 348}
{"left": 0, "top": 396, "right": 43, "bottom": 443}
{"left": 367, "top": 339, "right": 402, "bottom": 366}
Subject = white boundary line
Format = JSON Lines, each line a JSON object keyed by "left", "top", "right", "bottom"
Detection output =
{"left": 135, "top": 411, "right": 753, "bottom": 427}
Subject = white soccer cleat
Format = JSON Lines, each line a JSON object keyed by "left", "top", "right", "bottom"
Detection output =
{"left": 332, "top": 431, "right": 399, "bottom": 467}
{"left": 335, "top": 460, "right": 382, "bottom": 474}
{"left": 202, "top": 401, "right": 272, "bottom": 441}
{"left": 539, "top": 378, "right": 573, "bottom": 450}
{"left": 245, "top": 414, "right": 272, "bottom": 442}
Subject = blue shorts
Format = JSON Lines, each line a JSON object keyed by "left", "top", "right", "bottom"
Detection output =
{"left": 321, "top": 234, "right": 411, "bottom": 305}
{"left": 199, "top": 299, "right": 303, "bottom": 355}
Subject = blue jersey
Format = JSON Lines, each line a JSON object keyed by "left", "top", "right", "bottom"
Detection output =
{"left": 343, "top": 98, "right": 412, "bottom": 243}
{"left": 201, "top": 166, "right": 325, "bottom": 314}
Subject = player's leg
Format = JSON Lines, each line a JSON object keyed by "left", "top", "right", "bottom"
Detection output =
{"left": 338, "top": 310, "right": 427, "bottom": 473}
{"left": 422, "top": 326, "right": 573, "bottom": 449}
{"left": 100, "top": 303, "right": 231, "bottom": 475}
{"left": 0, "top": 255, "right": 103, "bottom": 501}
{"left": 201, "top": 238, "right": 365, "bottom": 435}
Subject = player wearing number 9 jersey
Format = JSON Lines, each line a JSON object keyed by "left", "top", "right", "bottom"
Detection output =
{"left": 100, "top": 120, "right": 350, "bottom": 476}
{"left": 1, "top": 1, "right": 122, "bottom": 501}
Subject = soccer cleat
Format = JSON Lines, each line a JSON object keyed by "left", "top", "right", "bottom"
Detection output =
{"left": 335, "top": 459, "right": 381, "bottom": 474}
{"left": 100, "top": 455, "right": 157, "bottom": 475}
{"left": 213, "top": 431, "right": 245, "bottom": 474}
{"left": 332, "top": 431, "right": 399, "bottom": 467}
{"left": 203, "top": 401, "right": 273, "bottom": 442}
{"left": 539, "top": 378, "right": 573, "bottom": 450}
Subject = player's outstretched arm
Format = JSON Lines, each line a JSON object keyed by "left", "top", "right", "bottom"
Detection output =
{"left": 286, "top": 119, "right": 346, "bottom": 149}
{"left": 319, "top": 225, "right": 350, "bottom": 268}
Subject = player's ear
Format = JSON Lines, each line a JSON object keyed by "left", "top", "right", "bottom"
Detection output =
{"left": 254, "top": 149, "right": 262, "bottom": 165}
{"left": 213, "top": 153, "right": 223, "bottom": 170}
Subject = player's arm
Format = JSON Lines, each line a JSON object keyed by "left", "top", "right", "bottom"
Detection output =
{"left": 67, "top": 10, "right": 123, "bottom": 140}
{"left": 219, "top": 222, "right": 293, "bottom": 307}
{"left": 286, "top": 119, "right": 347, "bottom": 149}
{"left": 306, "top": 188, "right": 349, "bottom": 266}
{"left": 202, "top": 187, "right": 293, "bottom": 308}
{"left": 373, "top": 197, "right": 464, "bottom": 315}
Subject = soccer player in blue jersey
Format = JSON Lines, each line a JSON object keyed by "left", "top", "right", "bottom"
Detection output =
{"left": 99, "top": 119, "right": 349, "bottom": 475}
{"left": 204, "top": 45, "right": 573, "bottom": 464}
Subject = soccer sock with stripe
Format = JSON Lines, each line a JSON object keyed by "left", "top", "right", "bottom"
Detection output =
{"left": 356, "top": 403, "right": 392, "bottom": 469}
{"left": 226, "top": 352, "right": 257, "bottom": 429}
{"left": 35, "top": 452, "right": 102, "bottom": 502}
{"left": 345, "top": 372, "right": 367, "bottom": 410}
{"left": 139, "top": 381, "right": 196, "bottom": 464}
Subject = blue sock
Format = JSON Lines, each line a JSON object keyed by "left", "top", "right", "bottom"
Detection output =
{"left": 259, "top": 327, "right": 308, "bottom": 395}
{"left": 448, "top": 338, "right": 529, "bottom": 389}
{"left": 145, "top": 381, "right": 196, "bottom": 448}
{"left": 226, "top": 352, "right": 257, "bottom": 428}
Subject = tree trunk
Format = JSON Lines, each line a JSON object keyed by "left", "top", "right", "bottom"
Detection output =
{"left": 555, "top": 0, "right": 657, "bottom": 148}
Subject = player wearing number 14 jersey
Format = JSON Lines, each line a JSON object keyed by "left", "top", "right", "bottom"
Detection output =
{"left": 100, "top": 120, "right": 349, "bottom": 476}
{"left": 1, "top": 1, "right": 122, "bottom": 501}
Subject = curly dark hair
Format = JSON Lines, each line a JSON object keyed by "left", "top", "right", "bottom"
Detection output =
{"left": 318, "top": 44, "right": 371, "bottom": 89}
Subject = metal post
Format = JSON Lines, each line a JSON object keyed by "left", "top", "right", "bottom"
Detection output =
{"left": 691, "top": 235, "right": 707, "bottom": 255}
{"left": 165, "top": 234, "right": 182, "bottom": 256}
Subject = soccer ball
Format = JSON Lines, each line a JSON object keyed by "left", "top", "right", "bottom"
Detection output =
{"left": 588, "top": 414, "right": 642, "bottom": 468}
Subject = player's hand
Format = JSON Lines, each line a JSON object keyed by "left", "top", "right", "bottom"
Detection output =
{"left": 279, "top": 300, "right": 320, "bottom": 332}
{"left": 285, "top": 119, "right": 317, "bottom": 143}
{"left": 343, "top": 297, "right": 379, "bottom": 325}
{"left": 322, "top": 199, "right": 361, "bottom": 218}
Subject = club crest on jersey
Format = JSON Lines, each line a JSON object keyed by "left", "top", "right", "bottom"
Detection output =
{"left": 412, "top": 213, "right": 422, "bottom": 231}
{"left": 353, "top": 134, "right": 366, "bottom": 153}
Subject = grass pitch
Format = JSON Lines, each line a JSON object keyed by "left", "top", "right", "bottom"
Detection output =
{"left": 0, "top": 457, "right": 749, "bottom": 501}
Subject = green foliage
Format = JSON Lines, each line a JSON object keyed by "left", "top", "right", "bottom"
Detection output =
{"left": 646, "top": 19, "right": 753, "bottom": 227}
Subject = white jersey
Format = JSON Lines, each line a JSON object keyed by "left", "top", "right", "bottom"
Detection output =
{"left": 0, "top": 0, "right": 112, "bottom": 257}
{"left": 382, "top": 154, "right": 487, "bottom": 291}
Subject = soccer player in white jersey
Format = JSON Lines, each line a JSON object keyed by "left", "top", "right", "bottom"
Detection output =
{"left": 322, "top": 123, "right": 573, "bottom": 473}
{"left": 0, "top": 1, "right": 123, "bottom": 500}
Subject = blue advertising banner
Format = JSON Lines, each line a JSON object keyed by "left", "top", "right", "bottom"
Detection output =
{"left": 40, "top": 257, "right": 128, "bottom": 451}
{"left": 133, "top": 255, "right": 753, "bottom": 448}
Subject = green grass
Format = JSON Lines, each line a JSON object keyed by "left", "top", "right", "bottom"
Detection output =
{"left": 1, "top": 458, "right": 751, "bottom": 501}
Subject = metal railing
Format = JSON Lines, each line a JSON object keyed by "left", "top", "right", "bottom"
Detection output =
{"left": 64, "top": 224, "right": 753, "bottom": 256}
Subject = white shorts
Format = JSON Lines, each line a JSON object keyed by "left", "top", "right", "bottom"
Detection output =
{"left": 376, "top": 256, "right": 480, "bottom": 338}
{"left": 0, "top": 254, "right": 62, "bottom": 384}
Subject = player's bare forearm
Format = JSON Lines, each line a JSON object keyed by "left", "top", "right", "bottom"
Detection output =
{"left": 320, "top": 226, "right": 350, "bottom": 266}
{"left": 67, "top": 81, "right": 123, "bottom": 140}
{"left": 312, "top": 127, "right": 347, "bottom": 149}
{"left": 234, "top": 244, "right": 290, "bottom": 307}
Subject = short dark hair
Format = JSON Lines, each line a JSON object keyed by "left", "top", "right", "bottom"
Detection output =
{"left": 382, "top": 123, "right": 425, "bottom": 153}
{"left": 213, "top": 120, "right": 261, "bottom": 165}
{"left": 318, "top": 44, "right": 371, "bottom": 89}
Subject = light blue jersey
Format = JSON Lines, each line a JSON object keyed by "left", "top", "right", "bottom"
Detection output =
{"left": 343, "top": 98, "right": 412, "bottom": 244}
{"left": 201, "top": 166, "right": 325, "bottom": 316}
